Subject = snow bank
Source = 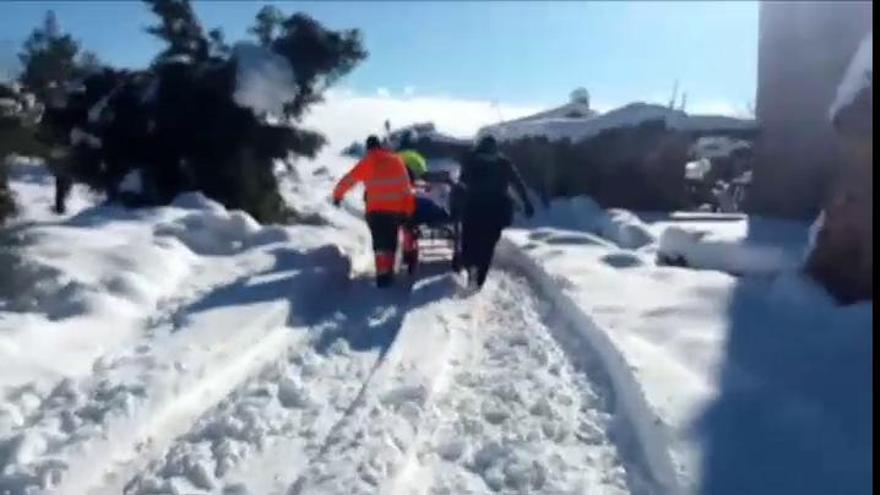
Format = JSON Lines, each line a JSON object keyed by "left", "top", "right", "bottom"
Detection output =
{"left": 0, "top": 208, "right": 199, "bottom": 431}
{"left": 505, "top": 222, "right": 872, "bottom": 493}
{"left": 657, "top": 225, "right": 802, "bottom": 276}
{"left": 155, "top": 197, "right": 264, "bottom": 256}
{"left": 232, "top": 42, "right": 297, "bottom": 118}
{"left": 0, "top": 174, "right": 359, "bottom": 494}
{"left": 0, "top": 186, "right": 343, "bottom": 401}
{"left": 829, "top": 32, "right": 872, "bottom": 122}
{"left": 525, "top": 196, "right": 655, "bottom": 250}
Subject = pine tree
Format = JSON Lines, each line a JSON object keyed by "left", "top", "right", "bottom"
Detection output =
{"left": 249, "top": 6, "right": 284, "bottom": 47}
{"left": 207, "top": 28, "right": 230, "bottom": 60}
{"left": 144, "top": 0, "right": 209, "bottom": 64}
{"left": 18, "top": 10, "right": 81, "bottom": 100}
{"left": 272, "top": 12, "right": 367, "bottom": 119}
{"left": 78, "top": 50, "right": 102, "bottom": 75}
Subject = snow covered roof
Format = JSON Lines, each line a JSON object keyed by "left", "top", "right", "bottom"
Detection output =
{"left": 829, "top": 32, "right": 872, "bottom": 122}
{"left": 480, "top": 102, "right": 757, "bottom": 143}
{"left": 501, "top": 88, "right": 598, "bottom": 127}
{"left": 502, "top": 100, "right": 598, "bottom": 126}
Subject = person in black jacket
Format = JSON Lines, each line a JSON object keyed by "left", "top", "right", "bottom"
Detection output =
{"left": 458, "top": 135, "right": 534, "bottom": 288}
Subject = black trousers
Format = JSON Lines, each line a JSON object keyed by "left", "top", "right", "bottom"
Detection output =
{"left": 365, "top": 212, "right": 406, "bottom": 287}
{"left": 461, "top": 199, "right": 511, "bottom": 287}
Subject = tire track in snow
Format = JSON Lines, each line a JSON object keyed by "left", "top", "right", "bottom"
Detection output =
{"left": 287, "top": 267, "right": 643, "bottom": 495}
{"left": 388, "top": 271, "right": 633, "bottom": 495}
{"left": 286, "top": 274, "right": 471, "bottom": 495}
{"left": 121, "top": 321, "right": 379, "bottom": 495}
{"left": 120, "top": 270, "right": 458, "bottom": 495}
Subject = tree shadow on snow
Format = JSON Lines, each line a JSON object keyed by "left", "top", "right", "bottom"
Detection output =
{"left": 692, "top": 219, "right": 873, "bottom": 495}
{"left": 182, "top": 245, "right": 458, "bottom": 362}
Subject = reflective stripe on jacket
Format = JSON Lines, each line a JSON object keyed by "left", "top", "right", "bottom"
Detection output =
{"left": 333, "top": 149, "right": 416, "bottom": 215}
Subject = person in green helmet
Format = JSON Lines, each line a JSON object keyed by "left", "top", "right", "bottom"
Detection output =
{"left": 396, "top": 131, "right": 428, "bottom": 180}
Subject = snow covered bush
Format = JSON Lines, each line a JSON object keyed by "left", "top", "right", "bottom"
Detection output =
{"left": 0, "top": 82, "right": 47, "bottom": 223}
{"left": 29, "top": 0, "right": 366, "bottom": 223}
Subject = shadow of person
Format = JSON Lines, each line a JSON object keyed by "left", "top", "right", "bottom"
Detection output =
{"left": 692, "top": 219, "right": 873, "bottom": 495}
{"left": 182, "top": 245, "right": 459, "bottom": 364}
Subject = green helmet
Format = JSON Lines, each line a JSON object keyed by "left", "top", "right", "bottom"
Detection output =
{"left": 398, "top": 149, "right": 428, "bottom": 177}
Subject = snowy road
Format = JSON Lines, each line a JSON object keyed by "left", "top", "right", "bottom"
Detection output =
{"left": 119, "top": 266, "right": 643, "bottom": 495}
{"left": 2, "top": 158, "right": 661, "bottom": 495}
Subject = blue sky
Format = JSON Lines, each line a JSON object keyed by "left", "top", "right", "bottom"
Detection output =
{"left": 0, "top": 1, "right": 758, "bottom": 114}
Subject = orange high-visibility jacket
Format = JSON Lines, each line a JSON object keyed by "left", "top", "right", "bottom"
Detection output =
{"left": 333, "top": 149, "right": 416, "bottom": 215}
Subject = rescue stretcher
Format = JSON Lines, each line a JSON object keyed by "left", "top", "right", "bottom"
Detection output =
{"left": 406, "top": 170, "right": 463, "bottom": 272}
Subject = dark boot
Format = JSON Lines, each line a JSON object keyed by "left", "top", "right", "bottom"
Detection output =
{"left": 54, "top": 174, "right": 72, "bottom": 214}
{"left": 401, "top": 226, "right": 418, "bottom": 275}
{"left": 376, "top": 272, "right": 394, "bottom": 288}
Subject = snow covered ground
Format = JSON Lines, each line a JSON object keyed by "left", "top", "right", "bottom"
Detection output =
{"left": 2, "top": 156, "right": 97, "bottom": 226}
{"left": 1, "top": 151, "right": 653, "bottom": 494}
{"left": 506, "top": 203, "right": 872, "bottom": 495}
{"left": 1, "top": 96, "right": 872, "bottom": 495}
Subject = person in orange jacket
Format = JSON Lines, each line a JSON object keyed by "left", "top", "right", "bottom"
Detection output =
{"left": 333, "top": 135, "right": 417, "bottom": 288}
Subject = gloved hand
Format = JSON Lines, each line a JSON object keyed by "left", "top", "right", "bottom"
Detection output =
{"left": 332, "top": 197, "right": 341, "bottom": 207}
{"left": 523, "top": 202, "right": 535, "bottom": 219}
